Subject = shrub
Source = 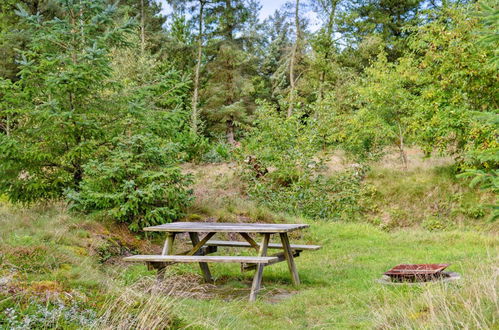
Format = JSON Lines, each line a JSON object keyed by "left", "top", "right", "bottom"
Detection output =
{"left": 202, "top": 142, "right": 232, "bottom": 163}
{"left": 240, "top": 102, "right": 369, "bottom": 220}
{"left": 66, "top": 134, "right": 193, "bottom": 232}
{"left": 248, "top": 169, "right": 368, "bottom": 220}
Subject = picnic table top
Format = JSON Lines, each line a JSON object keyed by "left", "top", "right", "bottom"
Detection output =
{"left": 144, "top": 222, "right": 309, "bottom": 233}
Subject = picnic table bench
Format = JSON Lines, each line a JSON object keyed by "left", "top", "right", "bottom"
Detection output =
{"left": 124, "top": 222, "right": 320, "bottom": 301}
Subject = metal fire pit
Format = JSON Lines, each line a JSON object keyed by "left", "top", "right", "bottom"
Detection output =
{"left": 384, "top": 264, "right": 450, "bottom": 283}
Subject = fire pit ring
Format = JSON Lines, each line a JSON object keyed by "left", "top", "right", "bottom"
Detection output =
{"left": 378, "top": 271, "right": 461, "bottom": 285}
{"left": 378, "top": 264, "right": 461, "bottom": 285}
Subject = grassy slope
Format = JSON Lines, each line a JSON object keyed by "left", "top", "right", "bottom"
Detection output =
{"left": 0, "top": 203, "right": 184, "bottom": 328}
{"left": 0, "top": 152, "right": 497, "bottom": 329}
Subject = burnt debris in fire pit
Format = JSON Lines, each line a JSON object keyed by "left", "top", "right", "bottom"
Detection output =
{"left": 379, "top": 263, "right": 460, "bottom": 285}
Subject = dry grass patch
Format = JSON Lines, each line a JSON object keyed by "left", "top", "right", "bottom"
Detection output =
{"left": 372, "top": 264, "right": 498, "bottom": 329}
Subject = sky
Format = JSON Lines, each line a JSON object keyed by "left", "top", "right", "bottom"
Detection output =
{"left": 257, "top": 0, "right": 288, "bottom": 20}
{"left": 158, "top": 0, "right": 319, "bottom": 30}
{"left": 159, "top": 0, "right": 290, "bottom": 21}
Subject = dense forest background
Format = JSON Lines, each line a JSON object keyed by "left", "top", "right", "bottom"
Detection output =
{"left": 0, "top": 0, "right": 497, "bottom": 229}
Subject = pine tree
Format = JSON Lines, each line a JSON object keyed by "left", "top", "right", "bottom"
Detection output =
{"left": 260, "top": 10, "right": 293, "bottom": 111}
{"left": 0, "top": 0, "right": 61, "bottom": 80}
{"left": 202, "top": 0, "right": 256, "bottom": 144}
{"left": 118, "top": 0, "right": 167, "bottom": 54}
{"left": 0, "top": 0, "right": 133, "bottom": 202}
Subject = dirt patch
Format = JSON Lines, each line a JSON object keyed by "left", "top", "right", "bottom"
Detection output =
{"left": 321, "top": 148, "right": 454, "bottom": 174}
{"left": 182, "top": 162, "right": 242, "bottom": 201}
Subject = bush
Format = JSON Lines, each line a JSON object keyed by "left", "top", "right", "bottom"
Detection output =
{"left": 66, "top": 134, "right": 193, "bottom": 232}
{"left": 202, "top": 142, "right": 232, "bottom": 163}
{"left": 248, "top": 168, "right": 368, "bottom": 220}
{"left": 240, "top": 102, "right": 369, "bottom": 220}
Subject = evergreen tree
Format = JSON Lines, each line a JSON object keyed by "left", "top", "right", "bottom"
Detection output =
{"left": 117, "top": 0, "right": 167, "bottom": 54}
{"left": 260, "top": 10, "right": 292, "bottom": 111}
{"left": 202, "top": 0, "right": 257, "bottom": 144}
{"left": 0, "top": 0, "right": 133, "bottom": 202}
{"left": 337, "top": 0, "right": 425, "bottom": 64}
{"left": 0, "top": 0, "right": 61, "bottom": 80}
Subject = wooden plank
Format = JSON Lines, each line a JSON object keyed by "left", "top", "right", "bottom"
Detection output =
{"left": 249, "top": 233, "right": 270, "bottom": 302}
{"left": 189, "top": 232, "right": 213, "bottom": 283}
{"left": 123, "top": 255, "right": 279, "bottom": 263}
{"left": 280, "top": 233, "right": 300, "bottom": 285}
{"left": 178, "top": 246, "right": 217, "bottom": 256}
{"left": 149, "top": 246, "right": 217, "bottom": 271}
{"left": 203, "top": 240, "right": 321, "bottom": 251}
{"left": 144, "top": 222, "right": 309, "bottom": 233}
{"left": 186, "top": 232, "right": 215, "bottom": 256}
{"left": 241, "top": 250, "right": 301, "bottom": 271}
{"left": 238, "top": 233, "right": 260, "bottom": 251}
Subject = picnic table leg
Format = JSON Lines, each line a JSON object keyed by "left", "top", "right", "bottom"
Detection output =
{"left": 279, "top": 233, "right": 300, "bottom": 286}
{"left": 189, "top": 232, "right": 213, "bottom": 283}
{"left": 162, "top": 232, "right": 176, "bottom": 255}
{"left": 156, "top": 233, "right": 175, "bottom": 280}
{"left": 249, "top": 233, "right": 270, "bottom": 302}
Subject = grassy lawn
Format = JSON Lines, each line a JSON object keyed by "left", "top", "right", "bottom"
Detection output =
{"left": 166, "top": 220, "right": 497, "bottom": 328}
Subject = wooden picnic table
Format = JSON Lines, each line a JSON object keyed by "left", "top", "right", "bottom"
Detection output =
{"left": 124, "top": 222, "right": 320, "bottom": 301}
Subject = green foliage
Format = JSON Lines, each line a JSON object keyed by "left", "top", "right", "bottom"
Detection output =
{"left": 249, "top": 169, "right": 369, "bottom": 220}
{"left": 337, "top": 0, "right": 427, "bottom": 63}
{"left": 66, "top": 134, "right": 193, "bottom": 232}
{"left": 202, "top": 142, "right": 233, "bottom": 163}
{"left": 203, "top": 42, "right": 255, "bottom": 143}
{"left": 240, "top": 102, "right": 368, "bottom": 220}
{"left": 0, "top": 0, "right": 134, "bottom": 203}
{"left": 241, "top": 101, "right": 321, "bottom": 184}
{"left": 318, "top": 4, "right": 497, "bottom": 171}
{"left": 452, "top": 2, "right": 499, "bottom": 221}
{"left": 477, "top": 0, "right": 499, "bottom": 65}
{"left": 408, "top": 8, "right": 496, "bottom": 156}
{"left": 457, "top": 111, "right": 498, "bottom": 221}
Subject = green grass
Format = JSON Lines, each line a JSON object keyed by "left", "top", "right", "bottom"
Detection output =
{"left": 363, "top": 165, "right": 497, "bottom": 230}
{"left": 167, "top": 220, "right": 497, "bottom": 329}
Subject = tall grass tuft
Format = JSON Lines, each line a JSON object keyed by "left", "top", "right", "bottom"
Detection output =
{"left": 372, "top": 264, "right": 498, "bottom": 329}
{"left": 92, "top": 274, "right": 200, "bottom": 329}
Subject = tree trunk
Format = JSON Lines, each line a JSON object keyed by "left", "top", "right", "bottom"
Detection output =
{"left": 398, "top": 123, "right": 408, "bottom": 170}
{"left": 287, "top": 0, "right": 300, "bottom": 118}
{"left": 191, "top": 0, "right": 205, "bottom": 134}
{"left": 140, "top": 0, "right": 145, "bottom": 55}
{"left": 318, "top": 0, "right": 339, "bottom": 101}
{"left": 226, "top": 116, "right": 235, "bottom": 145}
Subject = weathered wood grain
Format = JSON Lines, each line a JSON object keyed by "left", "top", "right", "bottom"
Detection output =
{"left": 241, "top": 250, "right": 301, "bottom": 271}
{"left": 186, "top": 232, "right": 215, "bottom": 256}
{"left": 123, "top": 255, "right": 279, "bottom": 263}
{"left": 203, "top": 240, "right": 321, "bottom": 251}
{"left": 238, "top": 233, "right": 260, "bottom": 251}
{"left": 161, "top": 233, "right": 175, "bottom": 255}
{"left": 280, "top": 233, "right": 300, "bottom": 285}
{"left": 144, "top": 222, "right": 309, "bottom": 233}
{"left": 249, "top": 233, "right": 270, "bottom": 302}
{"left": 189, "top": 232, "right": 213, "bottom": 283}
